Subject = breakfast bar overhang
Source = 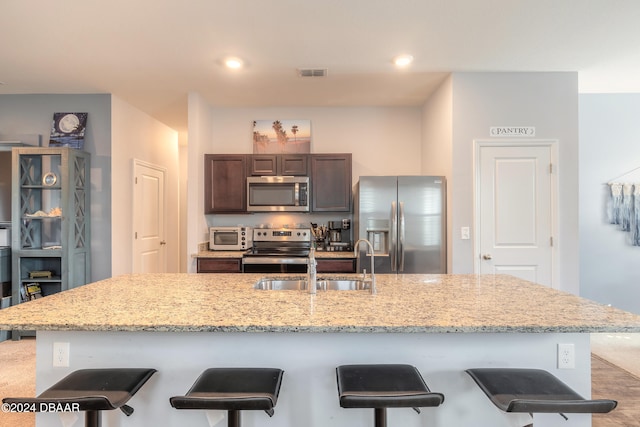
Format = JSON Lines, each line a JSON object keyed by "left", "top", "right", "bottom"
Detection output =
{"left": 2, "top": 273, "right": 640, "bottom": 427}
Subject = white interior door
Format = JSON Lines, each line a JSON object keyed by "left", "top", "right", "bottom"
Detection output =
{"left": 133, "top": 160, "right": 166, "bottom": 273}
{"left": 476, "top": 142, "right": 556, "bottom": 287}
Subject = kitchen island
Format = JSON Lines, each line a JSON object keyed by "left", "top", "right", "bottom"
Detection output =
{"left": 1, "top": 273, "right": 640, "bottom": 427}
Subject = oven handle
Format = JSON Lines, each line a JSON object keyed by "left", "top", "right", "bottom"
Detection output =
{"left": 242, "top": 257, "right": 309, "bottom": 265}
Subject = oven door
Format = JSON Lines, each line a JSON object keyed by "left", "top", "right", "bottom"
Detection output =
{"left": 242, "top": 257, "right": 309, "bottom": 273}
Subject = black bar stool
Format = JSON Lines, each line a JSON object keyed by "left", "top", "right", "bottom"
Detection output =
{"left": 170, "top": 367, "right": 284, "bottom": 427}
{"left": 466, "top": 368, "right": 617, "bottom": 426}
{"left": 2, "top": 368, "right": 157, "bottom": 427}
{"left": 336, "top": 364, "right": 444, "bottom": 427}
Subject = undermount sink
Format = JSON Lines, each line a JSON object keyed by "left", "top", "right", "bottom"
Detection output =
{"left": 316, "top": 279, "right": 369, "bottom": 291}
{"left": 253, "top": 278, "right": 369, "bottom": 291}
{"left": 253, "top": 279, "right": 307, "bottom": 291}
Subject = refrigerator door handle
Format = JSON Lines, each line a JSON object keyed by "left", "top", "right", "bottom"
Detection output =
{"left": 390, "top": 201, "right": 397, "bottom": 271}
{"left": 399, "top": 201, "right": 405, "bottom": 271}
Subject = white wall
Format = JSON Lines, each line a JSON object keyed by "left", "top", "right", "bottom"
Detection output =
{"left": 186, "top": 92, "right": 215, "bottom": 273}
{"left": 186, "top": 104, "right": 424, "bottom": 271}
{"left": 179, "top": 142, "right": 189, "bottom": 272}
{"left": 0, "top": 94, "right": 112, "bottom": 281}
{"left": 422, "top": 76, "right": 453, "bottom": 272}
{"left": 186, "top": 76, "right": 581, "bottom": 291}
{"left": 450, "top": 73, "right": 580, "bottom": 294}
{"left": 111, "top": 96, "right": 180, "bottom": 276}
{"left": 207, "top": 106, "right": 423, "bottom": 180}
{"left": 579, "top": 94, "right": 640, "bottom": 314}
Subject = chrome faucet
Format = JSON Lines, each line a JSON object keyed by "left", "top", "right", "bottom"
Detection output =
{"left": 354, "top": 239, "right": 376, "bottom": 294}
{"left": 308, "top": 247, "right": 317, "bottom": 294}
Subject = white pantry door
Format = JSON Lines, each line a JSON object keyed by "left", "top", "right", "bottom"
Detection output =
{"left": 132, "top": 160, "right": 167, "bottom": 273}
{"left": 476, "top": 142, "right": 555, "bottom": 287}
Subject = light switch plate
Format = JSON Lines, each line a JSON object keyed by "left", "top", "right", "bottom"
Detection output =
{"left": 461, "top": 227, "right": 470, "bottom": 240}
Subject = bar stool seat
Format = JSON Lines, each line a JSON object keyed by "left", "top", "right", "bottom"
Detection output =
{"left": 170, "top": 367, "right": 284, "bottom": 427}
{"left": 2, "top": 368, "right": 157, "bottom": 427}
{"left": 336, "top": 364, "right": 444, "bottom": 427}
{"left": 466, "top": 368, "right": 617, "bottom": 423}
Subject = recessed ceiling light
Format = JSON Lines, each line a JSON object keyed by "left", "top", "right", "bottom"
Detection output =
{"left": 224, "top": 57, "right": 244, "bottom": 69}
{"left": 393, "top": 54, "right": 414, "bottom": 67}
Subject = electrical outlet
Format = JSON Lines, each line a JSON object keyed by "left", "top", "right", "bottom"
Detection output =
{"left": 53, "top": 342, "right": 70, "bottom": 367}
{"left": 558, "top": 343, "right": 575, "bottom": 369}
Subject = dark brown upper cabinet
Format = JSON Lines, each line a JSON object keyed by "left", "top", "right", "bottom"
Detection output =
{"left": 204, "top": 154, "right": 248, "bottom": 213}
{"left": 250, "top": 154, "right": 308, "bottom": 176}
{"left": 310, "top": 154, "right": 352, "bottom": 212}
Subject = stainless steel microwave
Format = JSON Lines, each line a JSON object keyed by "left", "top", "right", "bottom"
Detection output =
{"left": 246, "top": 176, "right": 310, "bottom": 212}
{"left": 209, "top": 226, "right": 252, "bottom": 251}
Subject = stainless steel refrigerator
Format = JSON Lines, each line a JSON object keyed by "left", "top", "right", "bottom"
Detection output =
{"left": 354, "top": 176, "right": 446, "bottom": 273}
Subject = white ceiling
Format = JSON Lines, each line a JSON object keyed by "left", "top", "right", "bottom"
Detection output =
{"left": 1, "top": 0, "right": 640, "bottom": 133}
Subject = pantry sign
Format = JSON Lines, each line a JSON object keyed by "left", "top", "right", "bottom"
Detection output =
{"left": 490, "top": 126, "right": 536, "bottom": 137}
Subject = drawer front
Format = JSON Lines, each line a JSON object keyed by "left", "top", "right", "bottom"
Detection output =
{"left": 316, "top": 259, "right": 356, "bottom": 273}
{"left": 197, "top": 258, "right": 242, "bottom": 273}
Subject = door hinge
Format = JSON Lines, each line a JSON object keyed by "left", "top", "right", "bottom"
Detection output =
{"left": 549, "top": 163, "right": 553, "bottom": 174}
{"left": 135, "top": 232, "right": 138, "bottom": 239}
{"left": 135, "top": 176, "right": 138, "bottom": 184}
{"left": 550, "top": 236, "right": 554, "bottom": 246}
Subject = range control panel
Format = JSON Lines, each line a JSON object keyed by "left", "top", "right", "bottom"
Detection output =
{"left": 253, "top": 228, "right": 311, "bottom": 242}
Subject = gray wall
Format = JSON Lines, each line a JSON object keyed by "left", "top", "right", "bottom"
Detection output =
{"left": 0, "top": 94, "right": 112, "bottom": 281}
{"left": 451, "top": 73, "right": 580, "bottom": 293}
{"left": 579, "top": 93, "right": 640, "bottom": 314}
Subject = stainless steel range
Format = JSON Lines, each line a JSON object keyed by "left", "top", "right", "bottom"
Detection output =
{"left": 242, "top": 228, "right": 311, "bottom": 273}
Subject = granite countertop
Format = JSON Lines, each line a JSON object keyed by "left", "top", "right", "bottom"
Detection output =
{"left": 1, "top": 273, "right": 640, "bottom": 333}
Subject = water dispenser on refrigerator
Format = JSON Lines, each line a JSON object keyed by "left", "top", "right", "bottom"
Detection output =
{"left": 366, "top": 219, "right": 389, "bottom": 255}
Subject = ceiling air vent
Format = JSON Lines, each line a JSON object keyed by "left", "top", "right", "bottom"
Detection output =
{"left": 297, "top": 68, "right": 328, "bottom": 78}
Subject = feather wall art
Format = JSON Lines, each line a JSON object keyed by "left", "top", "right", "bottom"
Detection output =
{"left": 607, "top": 166, "right": 640, "bottom": 246}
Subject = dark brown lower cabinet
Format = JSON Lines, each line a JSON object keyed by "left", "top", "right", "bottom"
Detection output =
{"left": 197, "top": 258, "right": 242, "bottom": 273}
{"left": 316, "top": 259, "right": 356, "bottom": 273}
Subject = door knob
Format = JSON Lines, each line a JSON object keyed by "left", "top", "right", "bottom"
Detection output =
{"left": 160, "top": 241, "right": 167, "bottom": 245}
{"left": 482, "top": 254, "right": 492, "bottom": 260}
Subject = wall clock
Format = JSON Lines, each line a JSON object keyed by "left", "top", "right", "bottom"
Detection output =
{"left": 42, "top": 172, "right": 57, "bottom": 186}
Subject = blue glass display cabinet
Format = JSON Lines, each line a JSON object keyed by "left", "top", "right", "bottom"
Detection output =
{"left": 11, "top": 147, "right": 91, "bottom": 339}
